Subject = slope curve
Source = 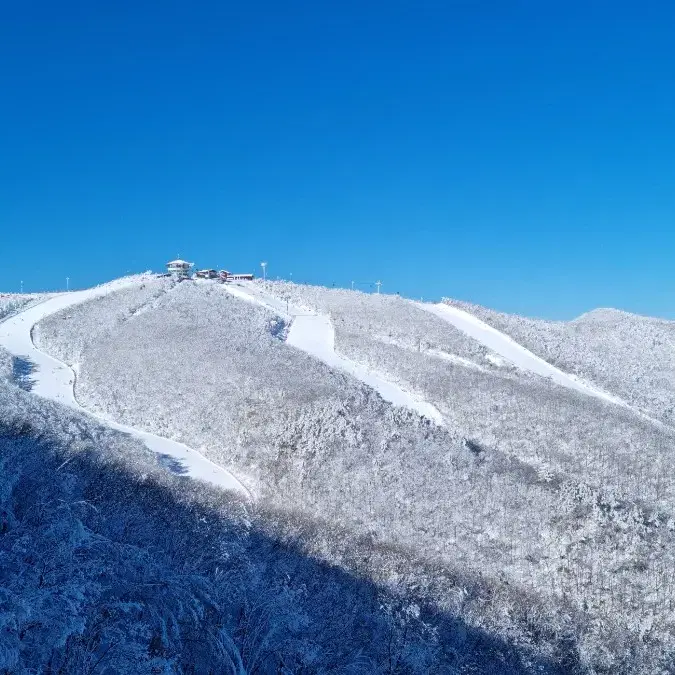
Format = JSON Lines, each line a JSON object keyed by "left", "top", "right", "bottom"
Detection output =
{"left": 418, "top": 301, "right": 625, "bottom": 406}
{"left": 0, "top": 277, "right": 249, "bottom": 496}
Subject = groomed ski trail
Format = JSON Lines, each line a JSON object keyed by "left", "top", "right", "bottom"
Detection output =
{"left": 223, "top": 282, "right": 444, "bottom": 425}
{"left": 418, "top": 301, "right": 625, "bottom": 406}
{"left": 0, "top": 276, "right": 249, "bottom": 497}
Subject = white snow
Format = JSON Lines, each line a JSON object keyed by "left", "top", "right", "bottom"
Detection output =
{"left": 0, "top": 275, "right": 248, "bottom": 496}
{"left": 223, "top": 282, "right": 444, "bottom": 425}
{"left": 425, "top": 348, "right": 489, "bottom": 372}
{"left": 419, "top": 302, "right": 624, "bottom": 405}
{"left": 485, "top": 353, "right": 508, "bottom": 368}
{"left": 371, "top": 334, "right": 488, "bottom": 372}
{"left": 224, "top": 281, "right": 278, "bottom": 311}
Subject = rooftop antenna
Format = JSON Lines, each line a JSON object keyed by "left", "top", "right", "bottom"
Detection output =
{"left": 375, "top": 280, "right": 382, "bottom": 294}
{"left": 261, "top": 261, "right": 268, "bottom": 281}
{"left": 351, "top": 280, "right": 354, "bottom": 290}
{"left": 20, "top": 280, "right": 23, "bottom": 294}
{"left": 66, "top": 276, "right": 69, "bottom": 291}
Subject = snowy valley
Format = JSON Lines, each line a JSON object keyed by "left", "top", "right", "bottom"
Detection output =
{"left": 2, "top": 274, "right": 675, "bottom": 673}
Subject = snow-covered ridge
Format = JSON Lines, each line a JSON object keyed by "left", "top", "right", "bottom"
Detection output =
{"left": 0, "top": 275, "right": 248, "bottom": 496}
{"left": 419, "top": 301, "right": 625, "bottom": 406}
{"left": 223, "top": 282, "right": 444, "bottom": 424}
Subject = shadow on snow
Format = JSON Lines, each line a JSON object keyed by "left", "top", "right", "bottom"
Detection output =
{"left": 156, "top": 452, "right": 190, "bottom": 475}
{"left": 0, "top": 411, "right": 586, "bottom": 674}
{"left": 11, "top": 356, "right": 38, "bottom": 392}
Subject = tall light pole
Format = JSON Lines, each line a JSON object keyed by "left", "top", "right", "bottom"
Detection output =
{"left": 351, "top": 280, "right": 355, "bottom": 291}
{"left": 261, "top": 261, "right": 267, "bottom": 281}
{"left": 66, "top": 276, "right": 70, "bottom": 291}
{"left": 375, "top": 280, "right": 382, "bottom": 294}
{"left": 20, "top": 280, "right": 23, "bottom": 294}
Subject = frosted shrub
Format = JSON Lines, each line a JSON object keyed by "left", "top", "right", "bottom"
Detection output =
{"left": 0, "top": 347, "right": 13, "bottom": 380}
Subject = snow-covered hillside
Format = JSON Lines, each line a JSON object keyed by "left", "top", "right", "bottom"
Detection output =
{"left": 444, "top": 298, "right": 675, "bottom": 426}
{"left": 4, "top": 376, "right": 566, "bottom": 674}
{"left": 256, "top": 281, "right": 675, "bottom": 508}
{"left": 1, "top": 282, "right": 607, "bottom": 674}
{"left": 4, "top": 274, "right": 675, "bottom": 672}
{"left": 420, "top": 301, "right": 623, "bottom": 404}
{"left": 25, "top": 275, "right": 675, "bottom": 672}
{"left": 224, "top": 280, "right": 443, "bottom": 423}
{"left": 33, "top": 277, "right": 174, "bottom": 365}
{"left": 0, "top": 277, "right": 247, "bottom": 493}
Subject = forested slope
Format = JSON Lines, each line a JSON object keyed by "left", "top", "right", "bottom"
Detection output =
{"left": 33, "top": 277, "right": 174, "bottom": 365}
{"left": 259, "top": 282, "right": 675, "bottom": 508}
{"left": 0, "top": 365, "right": 591, "bottom": 673}
{"left": 29, "top": 279, "right": 675, "bottom": 672}
{"left": 444, "top": 298, "right": 675, "bottom": 425}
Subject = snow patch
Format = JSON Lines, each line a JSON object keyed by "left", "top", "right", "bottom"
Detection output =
{"left": 425, "top": 348, "right": 488, "bottom": 372}
{"left": 485, "top": 353, "right": 508, "bottom": 368}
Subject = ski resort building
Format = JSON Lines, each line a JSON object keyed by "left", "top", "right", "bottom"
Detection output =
{"left": 195, "top": 269, "right": 218, "bottom": 279}
{"left": 166, "top": 259, "right": 193, "bottom": 279}
{"left": 163, "top": 260, "right": 253, "bottom": 282}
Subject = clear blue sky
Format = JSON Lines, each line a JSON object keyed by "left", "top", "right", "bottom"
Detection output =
{"left": 2, "top": 1, "right": 674, "bottom": 318}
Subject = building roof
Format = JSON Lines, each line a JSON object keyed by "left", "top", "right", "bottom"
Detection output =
{"left": 166, "top": 259, "right": 193, "bottom": 267}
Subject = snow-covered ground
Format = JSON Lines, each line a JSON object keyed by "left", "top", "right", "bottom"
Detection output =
{"left": 9, "top": 275, "right": 675, "bottom": 671}
{"left": 0, "top": 276, "right": 248, "bottom": 496}
{"left": 223, "top": 282, "right": 444, "bottom": 424}
{"left": 419, "top": 301, "right": 625, "bottom": 406}
{"left": 236, "top": 278, "right": 629, "bottom": 421}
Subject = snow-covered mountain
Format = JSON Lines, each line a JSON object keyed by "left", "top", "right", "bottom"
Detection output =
{"left": 2, "top": 275, "right": 675, "bottom": 673}
{"left": 445, "top": 297, "right": 675, "bottom": 425}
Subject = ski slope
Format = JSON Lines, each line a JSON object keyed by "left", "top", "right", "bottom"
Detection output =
{"left": 419, "top": 301, "right": 625, "bottom": 405}
{"left": 0, "top": 276, "right": 249, "bottom": 496}
{"left": 224, "top": 282, "right": 444, "bottom": 424}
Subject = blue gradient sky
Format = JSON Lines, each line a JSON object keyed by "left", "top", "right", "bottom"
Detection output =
{"left": 2, "top": 1, "right": 674, "bottom": 318}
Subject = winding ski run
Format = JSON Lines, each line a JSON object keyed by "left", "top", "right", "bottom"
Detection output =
{"left": 223, "top": 282, "right": 444, "bottom": 424}
{"left": 0, "top": 276, "right": 249, "bottom": 497}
